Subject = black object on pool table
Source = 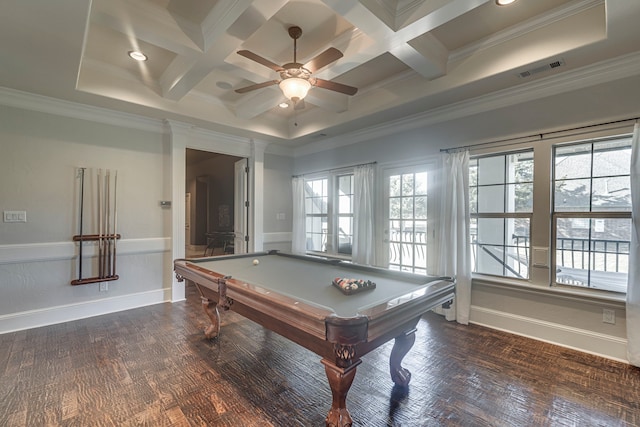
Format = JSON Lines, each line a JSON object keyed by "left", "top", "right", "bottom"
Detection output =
{"left": 332, "top": 277, "right": 376, "bottom": 295}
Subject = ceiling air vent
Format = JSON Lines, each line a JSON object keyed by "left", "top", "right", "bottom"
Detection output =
{"left": 518, "top": 58, "right": 565, "bottom": 79}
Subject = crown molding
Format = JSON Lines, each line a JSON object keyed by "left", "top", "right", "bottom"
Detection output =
{"left": 451, "top": 0, "right": 604, "bottom": 63}
{"left": 293, "top": 50, "right": 640, "bottom": 157}
{"left": 0, "top": 85, "right": 293, "bottom": 157}
{"left": 0, "top": 86, "right": 165, "bottom": 133}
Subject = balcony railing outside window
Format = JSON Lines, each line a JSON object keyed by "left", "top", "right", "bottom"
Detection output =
{"left": 470, "top": 150, "right": 533, "bottom": 279}
{"left": 552, "top": 137, "right": 632, "bottom": 293}
{"left": 471, "top": 232, "right": 628, "bottom": 292}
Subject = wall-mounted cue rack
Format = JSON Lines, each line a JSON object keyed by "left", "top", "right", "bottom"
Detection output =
{"left": 71, "top": 167, "right": 121, "bottom": 286}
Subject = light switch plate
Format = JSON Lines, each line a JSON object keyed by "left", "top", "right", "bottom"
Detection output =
{"left": 3, "top": 211, "right": 27, "bottom": 223}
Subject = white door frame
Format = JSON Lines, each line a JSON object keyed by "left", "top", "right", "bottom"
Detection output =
{"left": 168, "top": 121, "right": 266, "bottom": 301}
{"left": 234, "top": 158, "right": 249, "bottom": 254}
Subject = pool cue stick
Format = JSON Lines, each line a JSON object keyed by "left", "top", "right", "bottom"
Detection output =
{"left": 98, "top": 168, "right": 103, "bottom": 278}
{"left": 105, "top": 170, "right": 111, "bottom": 277}
{"left": 78, "top": 168, "right": 86, "bottom": 280}
{"left": 112, "top": 170, "right": 118, "bottom": 277}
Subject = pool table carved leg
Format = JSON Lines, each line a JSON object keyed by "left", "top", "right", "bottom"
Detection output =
{"left": 389, "top": 328, "right": 416, "bottom": 386}
{"left": 322, "top": 358, "right": 361, "bottom": 427}
{"left": 201, "top": 297, "right": 220, "bottom": 339}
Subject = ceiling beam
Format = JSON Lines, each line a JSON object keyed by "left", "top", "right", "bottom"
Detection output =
{"left": 322, "top": 0, "right": 490, "bottom": 81}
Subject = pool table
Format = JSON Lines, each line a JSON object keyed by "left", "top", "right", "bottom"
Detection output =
{"left": 174, "top": 250, "right": 455, "bottom": 426}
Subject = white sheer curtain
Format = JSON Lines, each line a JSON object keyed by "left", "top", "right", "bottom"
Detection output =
{"left": 352, "top": 164, "right": 375, "bottom": 265}
{"left": 291, "top": 176, "right": 306, "bottom": 254}
{"left": 627, "top": 123, "right": 640, "bottom": 366}
{"left": 436, "top": 150, "right": 472, "bottom": 324}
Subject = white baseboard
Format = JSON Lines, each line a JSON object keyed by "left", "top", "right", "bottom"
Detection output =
{"left": 0, "top": 288, "right": 172, "bottom": 334}
{"left": 470, "top": 305, "right": 628, "bottom": 363}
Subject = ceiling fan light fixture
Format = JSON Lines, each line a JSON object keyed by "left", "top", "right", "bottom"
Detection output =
{"left": 279, "top": 77, "right": 311, "bottom": 102}
{"left": 495, "top": 0, "right": 516, "bottom": 5}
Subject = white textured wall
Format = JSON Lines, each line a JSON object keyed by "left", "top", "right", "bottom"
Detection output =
{"left": 263, "top": 152, "right": 293, "bottom": 252}
{"left": 0, "top": 105, "right": 172, "bottom": 332}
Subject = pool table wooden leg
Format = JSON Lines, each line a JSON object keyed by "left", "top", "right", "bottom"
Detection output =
{"left": 322, "top": 359, "right": 361, "bottom": 427}
{"left": 201, "top": 297, "right": 220, "bottom": 339}
{"left": 389, "top": 328, "right": 416, "bottom": 386}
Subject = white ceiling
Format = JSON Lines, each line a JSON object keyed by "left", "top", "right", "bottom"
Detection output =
{"left": 1, "top": 0, "right": 640, "bottom": 148}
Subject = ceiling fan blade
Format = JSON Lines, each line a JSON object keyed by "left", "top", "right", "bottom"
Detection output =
{"left": 303, "top": 47, "right": 343, "bottom": 73}
{"left": 313, "top": 78, "right": 358, "bottom": 96}
{"left": 237, "top": 50, "right": 284, "bottom": 72}
{"left": 235, "top": 80, "right": 279, "bottom": 94}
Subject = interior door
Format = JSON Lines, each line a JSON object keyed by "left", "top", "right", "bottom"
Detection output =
{"left": 234, "top": 158, "right": 249, "bottom": 253}
{"left": 382, "top": 166, "right": 430, "bottom": 274}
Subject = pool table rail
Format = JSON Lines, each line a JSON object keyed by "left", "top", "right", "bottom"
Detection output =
{"left": 175, "top": 259, "right": 332, "bottom": 342}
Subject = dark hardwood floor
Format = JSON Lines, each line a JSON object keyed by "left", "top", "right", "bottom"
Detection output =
{"left": 1, "top": 283, "right": 639, "bottom": 426}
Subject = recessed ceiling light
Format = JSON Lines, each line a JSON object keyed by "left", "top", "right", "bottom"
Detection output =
{"left": 496, "top": 0, "right": 516, "bottom": 5}
{"left": 128, "top": 51, "right": 148, "bottom": 61}
{"left": 216, "top": 81, "right": 233, "bottom": 90}
{"left": 278, "top": 102, "right": 289, "bottom": 109}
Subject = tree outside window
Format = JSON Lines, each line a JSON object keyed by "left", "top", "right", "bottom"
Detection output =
{"left": 553, "top": 138, "right": 632, "bottom": 292}
{"left": 470, "top": 150, "right": 533, "bottom": 279}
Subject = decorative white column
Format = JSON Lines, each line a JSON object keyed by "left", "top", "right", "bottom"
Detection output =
{"left": 250, "top": 140, "right": 269, "bottom": 252}
{"left": 166, "top": 120, "right": 191, "bottom": 302}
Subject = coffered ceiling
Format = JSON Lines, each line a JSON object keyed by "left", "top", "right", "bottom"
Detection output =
{"left": 1, "top": 0, "right": 640, "bottom": 147}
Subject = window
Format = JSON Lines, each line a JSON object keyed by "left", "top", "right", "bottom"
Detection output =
{"left": 385, "top": 168, "right": 429, "bottom": 274}
{"left": 304, "top": 173, "right": 354, "bottom": 256}
{"left": 304, "top": 178, "right": 328, "bottom": 252}
{"left": 470, "top": 151, "right": 533, "bottom": 279}
{"left": 337, "top": 175, "right": 354, "bottom": 255}
{"left": 552, "top": 137, "right": 632, "bottom": 292}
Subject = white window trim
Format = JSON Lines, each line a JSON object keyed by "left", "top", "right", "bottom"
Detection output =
{"left": 304, "top": 168, "right": 354, "bottom": 259}
{"left": 467, "top": 126, "right": 634, "bottom": 296}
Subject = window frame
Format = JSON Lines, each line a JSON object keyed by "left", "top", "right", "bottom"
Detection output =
{"left": 469, "top": 149, "right": 534, "bottom": 280}
{"left": 468, "top": 127, "right": 633, "bottom": 296}
{"left": 304, "top": 169, "right": 354, "bottom": 258}
{"left": 380, "top": 160, "right": 439, "bottom": 275}
{"left": 550, "top": 136, "right": 633, "bottom": 293}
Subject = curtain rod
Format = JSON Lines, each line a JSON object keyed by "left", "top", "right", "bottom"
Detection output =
{"left": 292, "top": 161, "right": 377, "bottom": 178}
{"left": 440, "top": 117, "right": 639, "bottom": 153}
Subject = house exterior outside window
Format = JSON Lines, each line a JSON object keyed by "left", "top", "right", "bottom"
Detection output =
{"left": 470, "top": 150, "right": 534, "bottom": 279}
{"left": 304, "top": 172, "right": 354, "bottom": 257}
{"left": 384, "top": 167, "right": 431, "bottom": 274}
{"left": 552, "top": 137, "right": 632, "bottom": 292}
{"left": 468, "top": 131, "right": 632, "bottom": 295}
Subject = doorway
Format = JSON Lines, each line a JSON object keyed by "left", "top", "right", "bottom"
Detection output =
{"left": 185, "top": 149, "right": 247, "bottom": 258}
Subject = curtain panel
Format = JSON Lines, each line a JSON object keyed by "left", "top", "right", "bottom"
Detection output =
{"left": 353, "top": 164, "right": 375, "bottom": 265}
{"left": 436, "top": 151, "right": 472, "bottom": 324}
{"left": 627, "top": 123, "right": 640, "bottom": 366}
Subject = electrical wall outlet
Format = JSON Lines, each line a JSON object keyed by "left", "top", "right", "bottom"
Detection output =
{"left": 603, "top": 308, "right": 615, "bottom": 324}
{"left": 99, "top": 282, "right": 108, "bottom": 292}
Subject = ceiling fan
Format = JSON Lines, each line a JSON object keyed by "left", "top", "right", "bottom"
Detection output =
{"left": 235, "top": 26, "right": 358, "bottom": 108}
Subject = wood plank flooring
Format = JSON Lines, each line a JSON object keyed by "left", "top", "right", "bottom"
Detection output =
{"left": 1, "top": 282, "right": 639, "bottom": 426}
